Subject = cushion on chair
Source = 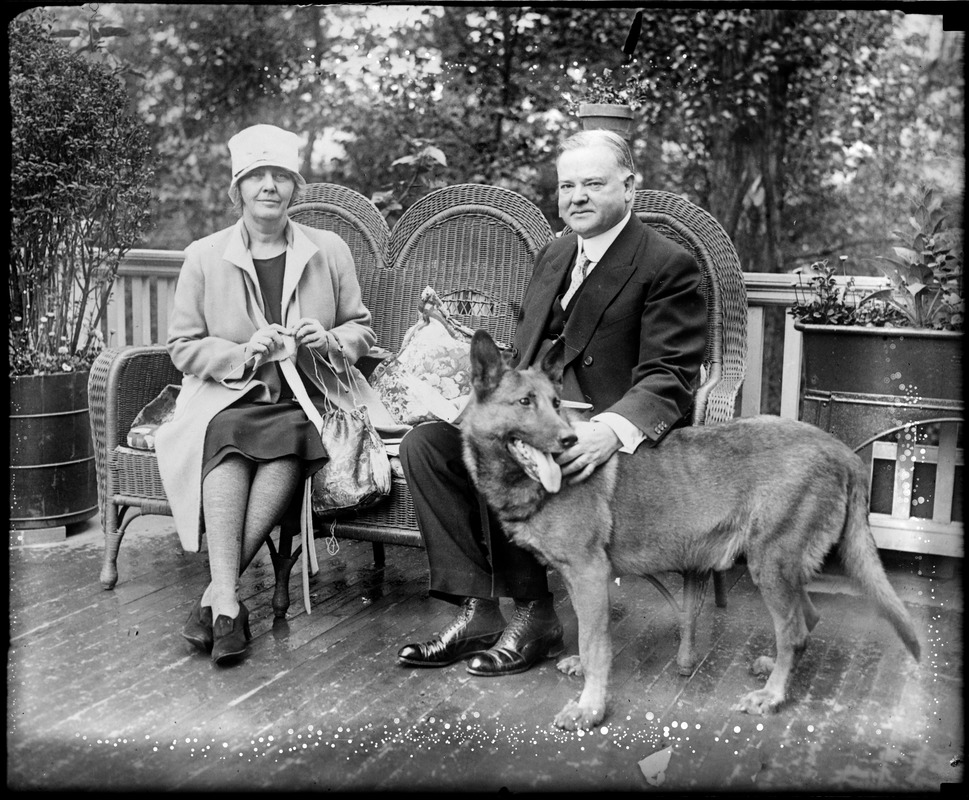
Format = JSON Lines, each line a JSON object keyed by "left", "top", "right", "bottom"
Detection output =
{"left": 369, "top": 287, "right": 508, "bottom": 426}
{"left": 126, "top": 384, "right": 181, "bottom": 450}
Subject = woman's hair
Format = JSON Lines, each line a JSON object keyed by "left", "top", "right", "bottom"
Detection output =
{"left": 228, "top": 168, "right": 306, "bottom": 215}
{"left": 557, "top": 130, "right": 636, "bottom": 178}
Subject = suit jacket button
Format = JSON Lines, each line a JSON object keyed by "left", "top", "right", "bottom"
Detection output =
{"left": 582, "top": 355, "right": 593, "bottom": 366}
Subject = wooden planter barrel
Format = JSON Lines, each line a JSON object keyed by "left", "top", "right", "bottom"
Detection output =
{"left": 577, "top": 103, "right": 634, "bottom": 136}
{"left": 9, "top": 370, "right": 98, "bottom": 531}
{"left": 795, "top": 323, "right": 963, "bottom": 451}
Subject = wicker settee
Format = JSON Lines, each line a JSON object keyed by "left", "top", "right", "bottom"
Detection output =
{"left": 88, "top": 183, "right": 746, "bottom": 621}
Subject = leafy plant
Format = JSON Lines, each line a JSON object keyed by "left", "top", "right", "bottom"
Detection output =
{"left": 371, "top": 140, "right": 448, "bottom": 225}
{"left": 565, "top": 10, "right": 652, "bottom": 111}
{"left": 861, "top": 185, "right": 963, "bottom": 331}
{"left": 790, "top": 188, "right": 963, "bottom": 332}
{"left": 9, "top": 8, "right": 154, "bottom": 376}
{"left": 789, "top": 257, "right": 906, "bottom": 327}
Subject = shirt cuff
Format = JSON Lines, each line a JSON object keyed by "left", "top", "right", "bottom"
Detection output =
{"left": 591, "top": 412, "right": 646, "bottom": 454}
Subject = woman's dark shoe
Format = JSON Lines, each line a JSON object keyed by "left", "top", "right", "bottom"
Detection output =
{"left": 398, "top": 597, "right": 506, "bottom": 667}
{"left": 182, "top": 596, "right": 214, "bottom": 652}
{"left": 211, "top": 601, "right": 252, "bottom": 666}
{"left": 466, "top": 598, "right": 564, "bottom": 676}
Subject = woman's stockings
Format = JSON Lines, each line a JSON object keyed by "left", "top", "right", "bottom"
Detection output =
{"left": 240, "top": 457, "right": 302, "bottom": 571}
{"left": 201, "top": 455, "right": 301, "bottom": 620}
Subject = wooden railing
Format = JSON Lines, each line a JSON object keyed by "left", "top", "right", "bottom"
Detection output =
{"left": 105, "top": 250, "right": 962, "bottom": 558}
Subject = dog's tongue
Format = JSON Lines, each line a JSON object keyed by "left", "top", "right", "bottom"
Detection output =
{"left": 508, "top": 439, "right": 562, "bottom": 493}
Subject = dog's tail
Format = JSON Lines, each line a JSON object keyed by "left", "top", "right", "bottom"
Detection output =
{"left": 837, "top": 462, "right": 921, "bottom": 662}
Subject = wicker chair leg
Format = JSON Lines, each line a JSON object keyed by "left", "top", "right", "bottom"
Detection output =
{"left": 268, "top": 522, "right": 300, "bottom": 619}
{"left": 371, "top": 542, "right": 385, "bottom": 567}
{"left": 677, "top": 571, "right": 709, "bottom": 676}
{"left": 100, "top": 532, "right": 122, "bottom": 590}
{"left": 712, "top": 570, "right": 728, "bottom": 608}
{"left": 100, "top": 506, "right": 136, "bottom": 590}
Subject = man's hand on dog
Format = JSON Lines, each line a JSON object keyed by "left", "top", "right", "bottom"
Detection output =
{"left": 556, "top": 420, "right": 621, "bottom": 484}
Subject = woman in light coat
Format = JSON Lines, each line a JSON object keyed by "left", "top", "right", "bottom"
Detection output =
{"left": 155, "top": 124, "right": 404, "bottom": 665}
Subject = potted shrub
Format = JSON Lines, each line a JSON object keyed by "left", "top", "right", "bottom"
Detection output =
{"left": 565, "top": 11, "right": 648, "bottom": 136}
{"left": 788, "top": 185, "right": 963, "bottom": 454}
{"left": 9, "top": 9, "right": 154, "bottom": 537}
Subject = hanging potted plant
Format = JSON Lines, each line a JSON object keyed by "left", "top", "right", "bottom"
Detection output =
{"left": 9, "top": 9, "right": 154, "bottom": 538}
{"left": 565, "top": 11, "right": 649, "bottom": 137}
{"left": 788, "top": 184, "right": 963, "bottom": 454}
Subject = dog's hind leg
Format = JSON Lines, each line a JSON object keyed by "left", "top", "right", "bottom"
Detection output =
{"left": 751, "top": 587, "right": 819, "bottom": 679}
{"left": 676, "top": 572, "right": 708, "bottom": 676}
{"left": 553, "top": 554, "right": 613, "bottom": 731}
{"left": 738, "top": 576, "right": 811, "bottom": 715}
{"left": 801, "top": 587, "right": 820, "bottom": 632}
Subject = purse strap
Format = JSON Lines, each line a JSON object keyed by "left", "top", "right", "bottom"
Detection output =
{"left": 273, "top": 357, "right": 323, "bottom": 615}
{"left": 279, "top": 357, "right": 324, "bottom": 431}
{"left": 281, "top": 349, "right": 373, "bottom": 615}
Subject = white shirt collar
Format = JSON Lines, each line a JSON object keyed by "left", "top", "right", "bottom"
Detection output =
{"left": 577, "top": 209, "right": 632, "bottom": 263}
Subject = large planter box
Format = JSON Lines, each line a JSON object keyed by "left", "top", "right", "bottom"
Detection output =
{"left": 796, "top": 323, "right": 963, "bottom": 558}
{"left": 795, "top": 323, "right": 962, "bottom": 451}
{"left": 9, "top": 370, "right": 98, "bottom": 534}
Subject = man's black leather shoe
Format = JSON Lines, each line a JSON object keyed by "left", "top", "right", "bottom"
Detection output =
{"left": 398, "top": 597, "right": 507, "bottom": 667}
{"left": 466, "top": 598, "right": 564, "bottom": 676}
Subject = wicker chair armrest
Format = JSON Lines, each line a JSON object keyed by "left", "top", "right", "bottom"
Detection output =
{"left": 89, "top": 345, "right": 182, "bottom": 454}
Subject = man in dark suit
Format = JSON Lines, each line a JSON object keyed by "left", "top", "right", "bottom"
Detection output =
{"left": 397, "top": 129, "right": 707, "bottom": 676}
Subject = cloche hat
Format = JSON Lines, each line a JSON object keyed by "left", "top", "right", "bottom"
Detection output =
{"left": 227, "top": 124, "right": 304, "bottom": 195}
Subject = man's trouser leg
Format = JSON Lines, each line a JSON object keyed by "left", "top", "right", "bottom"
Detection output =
{"left": 398, "top": 421, "right": 551, "bottom": 602}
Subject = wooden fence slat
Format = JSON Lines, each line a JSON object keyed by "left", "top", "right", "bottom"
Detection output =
{"left": 870, "top": 515, "right": 964, "bottom": 558}
{"left": 742, "top": 305, "right": 765, "bottom": 416}
{"left": 156, "top": 279, "right": 171, "bottom": 346}
{"left": 933, "top": 422, "right": 960, "bottom": 524}
{"left": 132, "top": 276, "right": 153, "bottom": 345}
{"left": 110, "top": 282, "right": 128, "bottom": 346}
{"left": 780, "top": 315, "right": 802, "bottom": 420}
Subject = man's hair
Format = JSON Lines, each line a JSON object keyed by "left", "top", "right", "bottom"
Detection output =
{"left": 557, "top": 130, "right": 636, "bottom": 178}
{"left": 228, "top": 169, "right": 306, "bottom": 214}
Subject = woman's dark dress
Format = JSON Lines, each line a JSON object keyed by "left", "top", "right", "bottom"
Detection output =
{"left": 201, "top": 253, "right": 331, "bottom": 480}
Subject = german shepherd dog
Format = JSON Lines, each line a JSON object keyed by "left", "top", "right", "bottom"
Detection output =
{"left": 461, "top": 330, "right": 921, "bottom": 731}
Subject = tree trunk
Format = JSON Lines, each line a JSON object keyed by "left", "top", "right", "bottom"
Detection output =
{"left": 699, "top": 10, "right": 795, "bottom": 414}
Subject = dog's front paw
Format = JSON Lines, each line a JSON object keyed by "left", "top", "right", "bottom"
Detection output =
{"left": 750, "top": 655, "right": 775, "bottom": 679}
{"left": 736, "top": 688, "right": 782, "bottom": 716}
{"left": 554, "top": 699, "right": 604, "bottom": 731}
{"left": 556, "top": 655, "right": 584, "bottom": 676}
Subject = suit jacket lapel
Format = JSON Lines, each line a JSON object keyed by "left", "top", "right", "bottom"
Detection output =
{"left": 281, "top": 222, "right": 319, "bottom": 327}
{"left": 515, "top": 241, "right": 577, "bottom": 367}
{"left": 222, "top": 218, "right": 321, "bottom": 331}
{"left": 561, "top": 216, "right": 643, "bottom": 367}
{"left": 221, "top": 219, "right": 267, "bottom": 326}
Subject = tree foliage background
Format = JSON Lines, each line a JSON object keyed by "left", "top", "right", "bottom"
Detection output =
{"left": 34, "top": 3, "right": 963, "bottom": 277}
{"left": 9, "top": 7, "right": 154, "bottom": 374}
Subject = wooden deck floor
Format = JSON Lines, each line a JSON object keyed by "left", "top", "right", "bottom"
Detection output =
{"left": 7, "top": 516, "right": 964, "bottom": 793}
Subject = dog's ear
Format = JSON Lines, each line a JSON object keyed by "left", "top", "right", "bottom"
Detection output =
{"left": 470, "top": 329, "right": 505, "bottom": 397}
{"left": 539, "top": 335, "right": 566, "bottom": 386}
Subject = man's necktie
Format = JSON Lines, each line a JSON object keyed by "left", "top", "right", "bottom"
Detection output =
{"left": 561, "top": 251, "right": 592, "bottom": 310}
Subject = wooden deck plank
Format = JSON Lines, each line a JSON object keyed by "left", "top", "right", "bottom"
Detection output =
{"left": 670, "top": 588, "right": 852, "bottom": 790}
{"left": 355, "top": 571, "right": 706, "bottom": 791}
{"left": 7, "top": 523, "right": 963, "bottom": 792}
